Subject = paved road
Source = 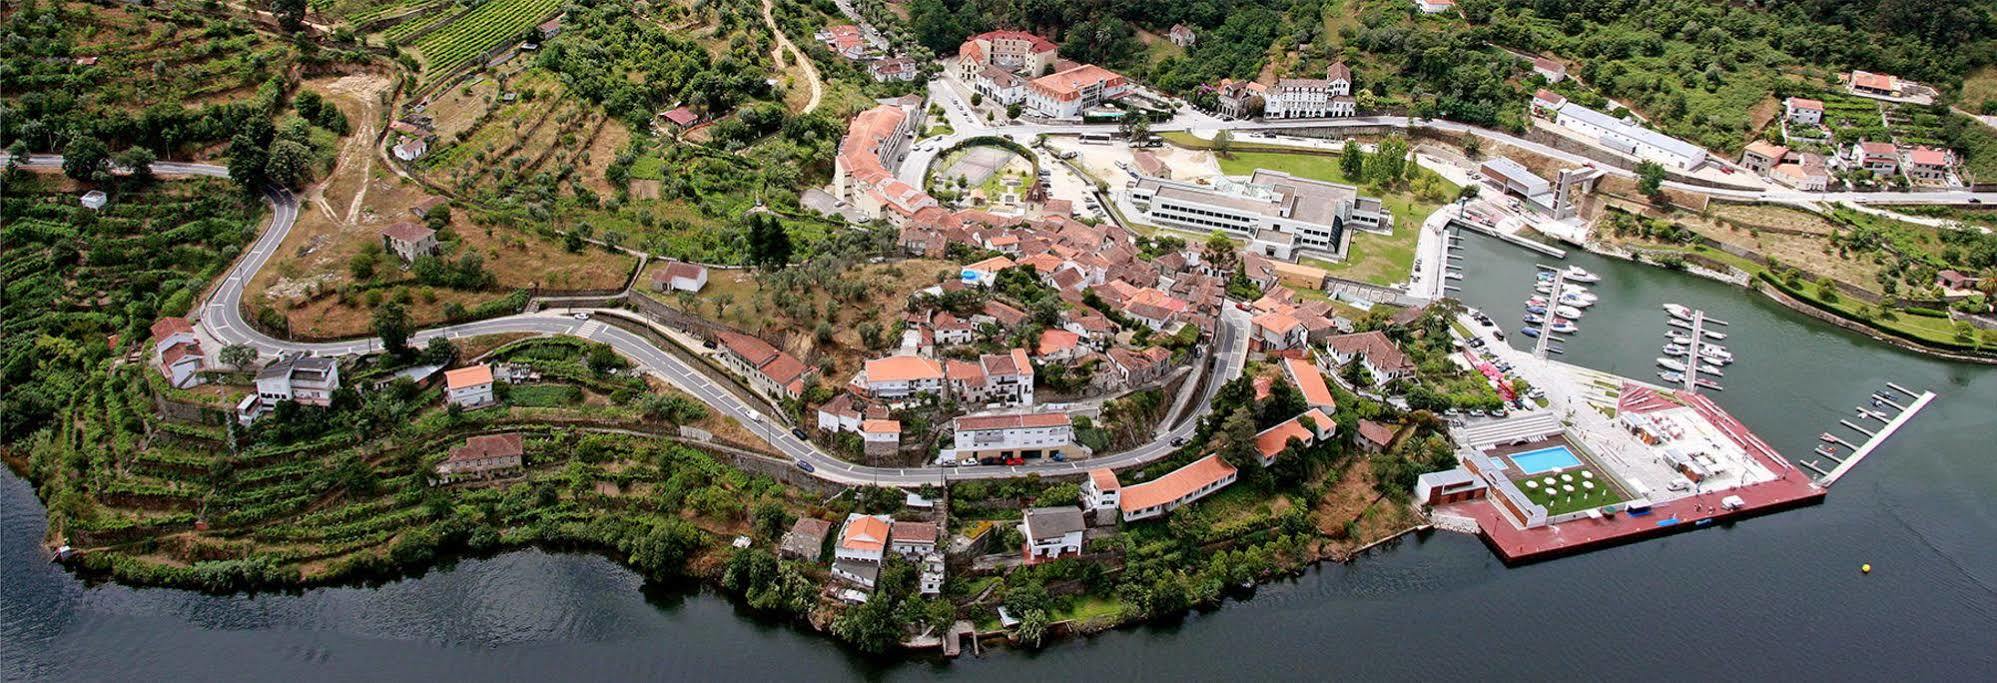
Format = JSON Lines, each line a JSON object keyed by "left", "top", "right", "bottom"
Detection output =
{"left": 6, "top": 154, "right": 1245, "bottom": 487}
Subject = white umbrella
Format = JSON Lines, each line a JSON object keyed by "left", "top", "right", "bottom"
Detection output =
{"left": 1543, "top": 477, "right": 1557, "bottom": 486}
{"left": 1560, "top": 473, "right": 1574, "bottom": 482}
{"left": 1582, "top": 481, "right": 1596, "bottom": 489}
{"left": 1524, "top": 480, "right": 1538, "bottom": 488}
{"left": 1581, "top": 471, "right": 1595, "bottom": 479}
{"left": 1562, "top": 485, "right": 1575, "bottom": 493}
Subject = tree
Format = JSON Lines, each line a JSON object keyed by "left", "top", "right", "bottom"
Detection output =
{"left": 1217, "top": 406, "right": 1264, "bottom": 478}
{"left": 744, "top": 212, "right": 793, "bottom": 270}
{"left": 1636, "top": 161, "right": 1668, "bottom": 202}
{"left": 1367, "top": 135, "right": 1410, "bottom": 186}
{"left": 61, "top": 134, "right": 110, "bottom": 182}
{"left": 1213, "top": 130, "right": 1234, "bottom": 158}
{"left": 1461, "top": 135, "right": 1483, "bottom": 159}
{"left": 372, "top": 301, "right": 413, "bottom": 355}
{"left": 115, "top": 146, "right": 156, "bottom": 181}
{"left": 264, "top": 139, "right": 314, "bottom": 188}
{"left": 272, "top": 0, "right": 307, "bottom": 31}
{"left": 226, "top": 131, "right": 269, "bottom": 192}
{"left": 219, "top": 344, "right": 259, "bottom": 368}
{"left": 1017, "top": 609, "right": 1050, "bottom": 647}
{"left": 1456, "top": 184, "right": 1481, "bottom": 204}
{"left": 1203, "top": 232, "right": 1239, "bottom": 274}
{"left": 422, "top": 336, "right": 456, "bottom": 365}
{"left": 1340, "top": 141, "right": 1366, "bottom": 180}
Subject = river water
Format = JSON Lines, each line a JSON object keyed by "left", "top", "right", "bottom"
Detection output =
{"left": 5, "top": 232, "right": 1994, "bottom": 680}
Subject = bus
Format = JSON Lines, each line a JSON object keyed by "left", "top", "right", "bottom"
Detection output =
{"left": 1079, "top": 133, "right": 1114, "bottom": 145}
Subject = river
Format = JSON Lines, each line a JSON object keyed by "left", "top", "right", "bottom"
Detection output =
{"left": 4, "top": 232, "right": 1994, "bottom": 680}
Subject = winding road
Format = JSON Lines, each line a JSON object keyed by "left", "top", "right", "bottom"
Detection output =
{"left": 5, "top": 154, "right": 1244, "bottom": 488}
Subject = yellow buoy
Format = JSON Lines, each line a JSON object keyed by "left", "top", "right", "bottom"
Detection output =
{"left": 1861, "top": 563, "right": 1872, "bottom": 574}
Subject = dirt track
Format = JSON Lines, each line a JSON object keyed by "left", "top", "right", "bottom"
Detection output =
{"left": 761, "top": 0, "right": 822, "bottom": 115}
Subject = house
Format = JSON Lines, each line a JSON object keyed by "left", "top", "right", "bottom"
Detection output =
{"left": 850, "top": 355, "right": 946, "bottom": 403}
{"left": 1936, "top": 270, "right": 1983, "bottom": 296}
{"left": 1105, "top": 346, "right": 1171, "bottom": 387}
{"left": 970, "top": 66, "right": 1028, "bottom": 106}
{"left": 931, "top": 312, "right": 976, "bottom": 345}
{"left": 1167, "top": 23, "right": 1196, "bottom": 47}
{"left": 1905, "top": 147, "right": 1954, "bottom": 184}
{"left": 889, "top": 521, "right": 939, "bottom": 559}
{"left": 860, "top": 419, "right": 901, "bottom": 457}
{"left": 940, "top": 413, "right": 1086, "bottom": 463}
{"left": 818, "top": 24, "right": 867, "bottom": 59}
{"left": 149, "top": 318, "right": 205, "bottom": 389}
{"left": 433, "top": 433, "right": 524, "bottom": 484}
{"left": 1531, "top": 88, "right": 1566, "bottom": 117}
{"left": 1131, "top": 149, "right": 1169, "bottom": 179}
{"left": 832, "top": 514, "right": 892, "bottom": 588}
{"left": 949, "top": 349, "right": 1035, "bottom": 406}
{"left": 661, "top": 107, "right": 700, "bottom": 129}
{"left": 1122, "top": 287, "right": 1190, "bottom": 330}
{"left": 1322, "top": 331, "right": 1414, "bottom": 385}
{"left": 247, "top": 355, "right": 340, "bottom": 421}
{"left": 536, "top": 16, "right": 563, "bottom": 39}
{"left": 780, "top": 517, "right": 833, "bottom": 560}
{"left": 1261, "top": 63, "right": 1355, "bottom": 119}
{"left": 380, "top": 222, "right": 439, "bottom": 262}
{"left": 1282, "top": 357, "right": 1336, "bottom": 411}
{"left": 1081, "top": 468, "right": 1121, "bottom": 512}
{"left": 1849, "top": 140, "right": 1900, "bottom": 176}
{"left": 1035, "top": 328, "right": 1085, "bottom": 362}
{"left": 1784, "top": 97, "right": 1824, "bottom": 126}
{"left": 410, "top": 196, "right": 448, "bottom": 219}
{"left": 1771, "top": 153, "right": 1829, "bottom": 191}
{"left": 1355, "top": 419, "right": 1398, "bottom": 453}
{"left": 650, "top": 260, "right": 708, "bottom": 292}
{"left": 1118, "top": 454, "right": 1238, "bottom": 521}
{"left": 1414, "top": 468, "right": 1488, "bottom": 506}
{"left": 1021, "top": 506, "right": 1085, "bottom": 560}
{"left": 1252, "top": 408, "right": 1336, "bottom": 466}
{"left": 869, "top": 57, "right": 917, "bottom": 83}
{"left": 392, "top": 137, "right": 428, "bottom": 161}
{"left": 1532, "top": 57, "right": 1566, "bottom": 83}
{"left": 714, "top": 331, "right": 811, "bottom": 401}
{"left": 1848, "top": 70, "right": 1900, "bottom": 97}
{"left": 1740, "top": 140, "right": 1788, "bottom": 175}
{"left": 1414, "top": 0, "right": 1456, "bottom": 14}
{"left": 1251, "top": 311, "right": 1307, "bottom": 351}
{"left": 960, "top": 255, "right": 1015, "bottom": 286}
{"left": 815, "top": 392, "right": 883, "bottom": 433}
{"left": 1026, "top": 63, "right": 1130, "bottom": 118}
{"left": 79, "top": 190, "right": 108, "bottom": 210}
{"left": 444, "top": 364, "right": 496, "bottom": 408}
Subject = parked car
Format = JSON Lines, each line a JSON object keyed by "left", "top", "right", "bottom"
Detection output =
{"left": 572, "top": 311, "right": 591, "bottom": 320}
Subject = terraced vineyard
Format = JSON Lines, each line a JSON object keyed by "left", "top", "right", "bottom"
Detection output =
{"left": 412, "top": 0, "right": 561, "bottom": 77}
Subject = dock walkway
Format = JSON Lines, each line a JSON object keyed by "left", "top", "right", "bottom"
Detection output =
{"left": 1820, "top": 390, "right": 1936, "bottom": 486}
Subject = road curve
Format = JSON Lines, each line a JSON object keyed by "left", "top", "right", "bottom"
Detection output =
{"left": 5, "top": 154, "right": 1245, "bottom": 487}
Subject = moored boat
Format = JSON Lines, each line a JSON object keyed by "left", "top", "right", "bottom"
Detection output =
{"left": 1657, "top": 357, "right": 1686, "bottom": 372}
{"left": 1659, "top": 370, "right": 1685, "bottom": 383}
{"left": 1664, "top": 303, "right": 1693, "bottom": 320}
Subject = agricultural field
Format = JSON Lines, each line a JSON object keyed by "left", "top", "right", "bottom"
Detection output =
{"left": 408, "top": 0, "right": 561, "bottom": 77}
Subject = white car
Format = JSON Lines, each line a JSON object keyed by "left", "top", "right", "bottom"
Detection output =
{"left": 572, "top": 311, "right": 591, "bottom": 320}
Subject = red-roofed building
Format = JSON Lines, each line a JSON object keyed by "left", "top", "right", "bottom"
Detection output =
{"left": 444, "top": 364, "right": 496, "bottom": 408}
{"left": 1784, "top": 97, "right": 1823, "bottom": 126}
{"left": 1532, "top": 57, "right": 1566, "bottom": 83}
{"left": 1356, "top": 419, "right": 1398, "bottom": 453}
{"left": 1254, "top": 408, "right": 1337, "bottom": 466}
{"left": 1035, "top": 328, "right": 1084, "bottom": 362}
{"left": 954, "top": 30, "right": 1059, "bottom": 82}
{"left": 1323, "top": 331, "right": 1414, "bottom": 384}
{"left": 660, "top": 107, "right": 701, "bottom": 129}
{"left": 650, "top": 260, "right": 708, "bottom": 292}
{"left": 1848, "top": 70, "right": 1900, "bottom": 97}
{"left": 715, "top": 331, "right": 812, "bottom": 401}
{"left": 1282, "top": 357, "right": 1336, "bottom": 410}
{"left": 1104, "top": 346, "right": 1171, "bottom": 389}
{"left": 380, "top": 222, "right": 439, "bottom": 262}
{"left": 1251, "top": 311, "right": 1307, "bottom": 351}
{"left": 1119, "top": 455, "right": 1237, "bottom": 521}
{"left": 149, "top": 318, "right": 205, "bottom": 388}
{"left": 1905, "top": 146, "right": 1954, "bottom": 183}
{"left": 1848, "top": 140, "right": 1900, "bottom": 175}
{"left": 1082, "top": 468, "right": 1122, "bottom": 511}
{"left": 835, "top": 101, "right": 935, "bottom": 226}
{"left": 434, "top": 432, "right": 525, "bottom": 484}
{"left": 1026, "top": 64, "right": 1130, "bottom": 118}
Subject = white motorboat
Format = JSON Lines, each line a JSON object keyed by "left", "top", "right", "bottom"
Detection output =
{"left": 1548, "top": 320, "right": 1578, "bottom": 334}
{"left": 1656, "top": 357, "right": 1686, "bottom": 372}
{"left": 1663, "top": 303, "right": 1693, "bottom": 320}
{"left": 1702, "top": 329, "right": 1728, "bottom": 340}
{"left": 1699, "top": 348, "right": 1734, "bottom": 365}
{"left": 1659, "top": 370, "right": 1685, "bottom": 383}
{"left": 1663, "top": 343, "right": 1688, "bottom": 356}
{"left": 1555, "top": 305, "right": 1585, "bottom": 319}
{"left": 1559, "top": 292, "right": 1597, "bottom": 308}
{"left": 1694, "top": 377, "right": 1724, "bottom": 391}
{"left": 1563, "top": 266, "right": 1601, "bottom": 283}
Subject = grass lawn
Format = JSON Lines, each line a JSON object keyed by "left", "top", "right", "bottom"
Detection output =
{"left": 506, "top": 384, "right": 583, "bottom": 407}
{"left": 1056, "top": 594, "right": 1127, "bottom": 624}
{"left": 1513, "top": 468, "right": 1624, "bottom": 516}
{"left": 1209, "top": 150, "right": 1453, "bottom": 286}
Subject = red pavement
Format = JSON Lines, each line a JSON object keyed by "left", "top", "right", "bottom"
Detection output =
{"left": 1440, "top": 387, "right": 1825, "bottom": 563}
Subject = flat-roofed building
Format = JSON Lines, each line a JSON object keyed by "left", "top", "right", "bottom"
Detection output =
{"left": 1131, "top": 169, "right": 1389, "bottom": 261}
{"left": 1414, "top": 468, "right": 1488, "bottom": 506}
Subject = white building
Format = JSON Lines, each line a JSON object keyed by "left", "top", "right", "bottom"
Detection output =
{"left": 946, "top": 349, "right": 1035, "bottom": 407}
{"left": 650, "top": 261, "right": 708, "bottom": 292}
{"left": 1532, "top": 57, "right": 1566, "bottom": 83}
{"left": 941, "top": 413, "right": 1088, "bottom": 463}
{"left": 80, "top": 190, "right": 108, "bottom": 210}
{"left": 1081, "top": 468, "right": 1121, "bottom": 511}
{"left": 1415, "top": 0, "right": 1456, "bottom": 14}
{"left": 1784, "top": 97, "right": 1824, "bottom": 126}
{"left": 850, "top": 355, "right": 946, "bottom": 404}
{"left": 955, "top": 30, "right": 1059, "bottom": 81}
{"left": 1021, "top": 506, "right": 1085, "bottom": 560}
{"left": 444, "top": 364, "right": 496, "bottom": 409}
{"left": 148, "top": 317, "right": 206, "bottom": 389}
{"left": 970, "top": 66, "right": 1027, "bottom": 106}
{"left": 1118, "top": 454, "right": 1238, "bottom": 521}
{"left": 1025, "top": 64, "right": 1129, "bottom": 118}
{"left": 1548, "top": 101, "right": 1708, "bottom": 170}
{"left": 832, "top": 513, "right": 892, "bottom": 588}
{"left": 241, "top": 355, "right": 340, "bottom": 422}
{"left": 888, "top": 520, "right": 938, "bottom": 560}
{"left": 1263, "top": 63, "right": 1354, "bottom": 119}
{"left": 1132, "top": 169, "right": 1389, "bottom": 260}
{"left": 1478, "top": 157, "right": 1596, "bottom": 219}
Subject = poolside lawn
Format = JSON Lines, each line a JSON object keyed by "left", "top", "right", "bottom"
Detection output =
{"left": 1513, "top": 467, "right": 1625, "bottom": 517}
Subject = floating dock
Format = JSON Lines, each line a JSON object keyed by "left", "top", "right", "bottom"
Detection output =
{"left": 1450, "top": 218, "right": 1568, "bottom": 257}
{"left": 1819, "top": 390, "right": 1936, "bottom": 486}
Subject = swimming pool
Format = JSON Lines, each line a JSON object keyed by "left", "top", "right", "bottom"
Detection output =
{"left": 1509, "top": 446, "right": 1582, "bottom": 475}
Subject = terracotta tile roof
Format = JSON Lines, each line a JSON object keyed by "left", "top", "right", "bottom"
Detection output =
{"left": 1786, "top": 97, "right": 1823, "bottom": 111}
{"left": 653, "top": 261, "right": 706, "bottom": 284}
{"left": 1859, "top": 140, "right": 1898, "bottom": 157}
{"left": 945, "top": 359, "right": 985, "bottom": 382}
{"left": 1850, "top": 71, "right": 1897, "bottom": 91}
{"left": 1357, "top": 419, "right": 1397, "bottom": 447}
{"left": 1325, "top": 331, "right": 1412, "bottom": 374}
{"left": 1908, "top": 147, "right": 1951, "bottom": 167}
{"left": 444, "top": 364, "right": 494, "bottom": 390}
{"left": 150, "top": 317, "right": 194, "bottom": 342}
{"left": 447, "top": 432, "right": 524, "bottom": 463}
{"left": 1030, "top": 64, "right": 1126, "bottom": 101}
{"left": 966, "top": 29, "right": 1056, "bottom": 53}
{"left": 381, "top": 221, "right": 435, "bottom": 243}
{"left": 964, "top": 255, "right": 1015, "bottom": 273}
{"left": 716, "top": 331, "right": 781, "bottom": 367}
{"left": 1256, "top": 408, "right": 1334, "bottom": 459}
{"left": 840, "top": 515, "right": 890, "bottom": 553}
{"left": 1088, "top": 468, "right": 1120, "bottom": 491}
{"left": 1282, "top": 357, "right": 1336, "bottom": 408}
{"left": 1037, "top": 329, "right": 1081, "bottom": 356}
{"left": 890, "top": 520, "right": 938, "bottom": 544}
{"left": 1119, "top": 455, "right": 1236, "bottom": 513}
{"left": 861, "top": 418, "right": 902, "bottom": 434}
{"left": 864, "top": 355, "right": 944, "bottom": 382}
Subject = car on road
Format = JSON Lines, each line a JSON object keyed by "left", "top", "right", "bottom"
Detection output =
{"left": 702, "top": 339, "right": 718, "bottom": 349}
{"left": 793, "top": 459, "right": 815, "bottom": 473}
{"left": 791, "top": 427, "right": 808, "bottom": 440}
{"left": 746, "top": 411, "right": 763, "bottom": 423}
{"left": 572, "top": 311, "right": 591, "bottom": 320}
{"left": 1171, "top": 436, "right": 1187, "bottom": 447}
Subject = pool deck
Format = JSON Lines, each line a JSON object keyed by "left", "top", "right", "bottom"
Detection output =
{"left": 1438, "top": 404, "right": 1826, "bottom": 564}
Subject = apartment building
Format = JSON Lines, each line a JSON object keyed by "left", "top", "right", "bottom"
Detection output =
{"left": 940, "top": 413, "right": 1087, "bottom": 463}
{"left": 1262, "top": 63, "right": 1354, "bottom": 119}
{"left": 1131, "top": 169, "right": 1389, "bottom": 260}
{"left": 1025, "top": 63, "right": 1129, "bottom": 118}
